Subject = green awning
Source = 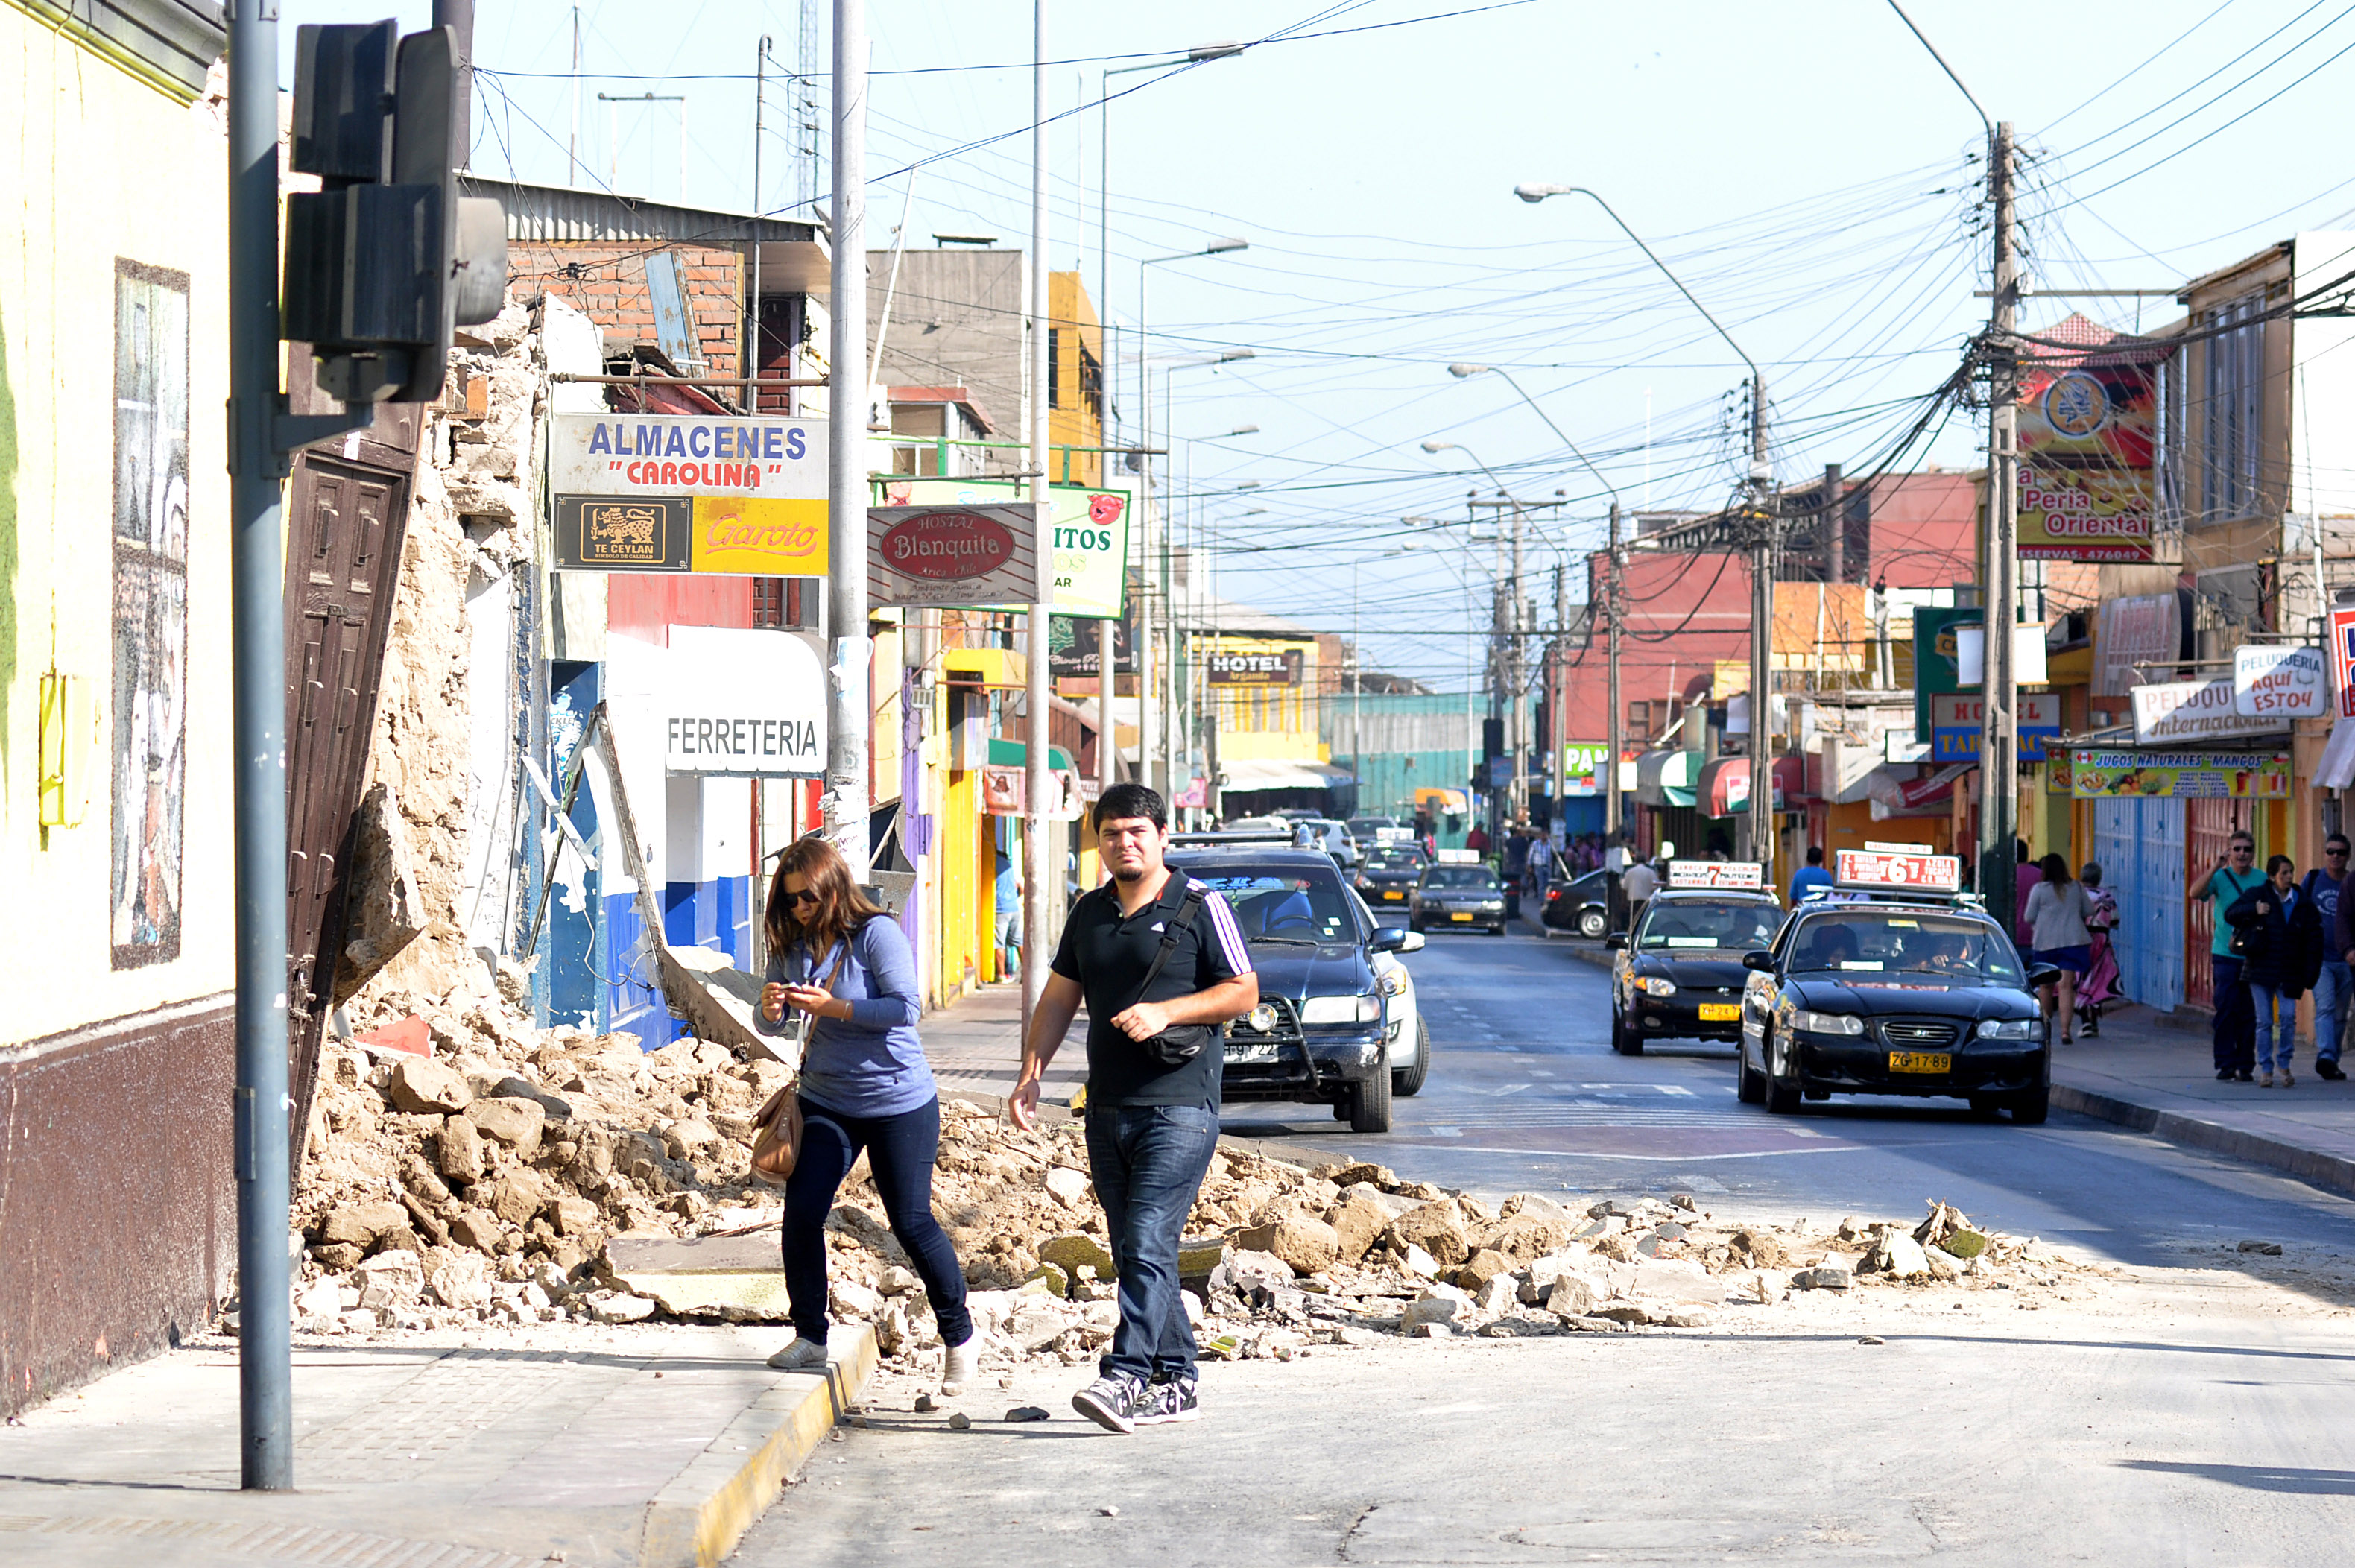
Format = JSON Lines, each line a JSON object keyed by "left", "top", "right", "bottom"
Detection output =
{"left": 1635, "top": 747, "right": 1701, "bottom": 809}
{"left": 987, "top": 739, "right": 1077, "bottom": 771}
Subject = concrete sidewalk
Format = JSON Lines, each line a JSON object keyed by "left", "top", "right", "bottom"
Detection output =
{"left": 920, "top": 982, "right": 1084, "bottom": 1110}
{"left": 0, "top": 1323, "right": 873, "bottom": 1568}
{"left": 1552, "top": 935, "right": 2355, "bottom": 1199}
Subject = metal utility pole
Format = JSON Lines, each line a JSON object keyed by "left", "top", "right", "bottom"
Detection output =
{"left": 1823, "top": 461, "right": 1845, "bottom": 586}
{"left": 434, "top": 0, "right": 473, "bottom": 168}
{"left": 826, "top": 0, "right": 870, "bottom": 874}
{"left": 1510, "top": 496, "right": 1528, "bottom": 824}
{"left": 226, "top": 0, "right": 292, "bottom": 1493}
{"left": 750, "top": 35, "right": 768, "bottom": 407}
{"left": 1605, "top": 500, "right": 1624, "bottom": 852}
{"left": 1747, "top": 373, "right": 1774, "bottom": 881}
{"left": 1550, "top": 560, "right": 1567, "bottom": 825}
{"left": 568, "top": 5, "right": 581, "bottom": 186}
{"left": 1980, "top": 120, "right": 2020, "bottom": 929}
{"left": 1024, "top": 0, "right": 1052, "bottom": 1036}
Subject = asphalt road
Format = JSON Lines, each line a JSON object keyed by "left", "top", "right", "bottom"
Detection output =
{"left": 1221, "top": 916, "right": 2355, "bottom": 1268}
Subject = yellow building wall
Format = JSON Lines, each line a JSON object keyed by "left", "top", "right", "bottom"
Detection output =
{"left": 0, "top": 14, "right": 232, "bottom": 1046}
{"left": 1048, "top": 271, "right": 1102, "bottom": 487}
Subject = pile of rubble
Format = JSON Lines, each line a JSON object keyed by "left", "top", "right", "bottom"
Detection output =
{"left": 291, "top": 1011, "right": 2098, "bottom": 1357}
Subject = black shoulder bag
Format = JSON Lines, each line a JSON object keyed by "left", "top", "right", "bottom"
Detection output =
{"left": 1122, "top": 886, "right": 1221, "bottom": 1067}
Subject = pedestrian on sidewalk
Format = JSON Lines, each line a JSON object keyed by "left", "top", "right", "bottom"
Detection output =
{"left": 756, "top": 836, "right": 976, "bottom": 1390}
{"left": 1619, "top": 855, "right": 1660, "bottom": 933}
{"left": 2023, "top": 854, "right": 2096, "bottom": 1044}
{"left": 1789, "top": 845, "right": 1835, "bottom": 905}
{"left": 2311, "top": 832, "right": 2351, "bottom": 1079}
{"left": 2076, "top": 862, "right": 2120, "bottom": 1037}
{"left": 993, "top": 841, "right": 1022, "bottom": 981}
{"left": 2227, "top": 854, "right": 2324, "bottom": 1088}
{"left": 1009, "top": 782, "right": 1258, "bottom": 1435}
{"left": 2193, "top": 830, "right": 2267, "bottom": 1082}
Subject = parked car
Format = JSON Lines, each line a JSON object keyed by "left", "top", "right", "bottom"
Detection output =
{"left": 1738, "top": 891, "right": 2055, "bottom": 1122}
{"left": 1290, "top": 817, "right": 1361, "bottom": 870}
{"left": 1355, "top": 843, "right": 1429, "bottom": 909}
{"left": 1347, "top": 886, "right": 1430, "bottom": 1097}
{"left": 1166, "top": 842, "right": 1426, "bottom": 1131}
{"left": 1409, "top": 862, "right": 1508, "bottom": 936}
{"left": 1539, "top": 867, "right": 1613, "bottom": 938}
{"left": 1607, "top": 888, "right": 1786, "bottom": 1053}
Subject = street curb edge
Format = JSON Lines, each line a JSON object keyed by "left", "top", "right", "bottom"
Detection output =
{"left": 638, "top": 1324, "right": 879, "bottom": 1568}
{"left": 2049, "top": 1081, "right": 2355, "bottom": 1201}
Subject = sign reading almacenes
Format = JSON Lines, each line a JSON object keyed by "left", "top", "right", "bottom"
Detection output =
{"left": 549, "top": 413, "right": 828, "bottom": 577}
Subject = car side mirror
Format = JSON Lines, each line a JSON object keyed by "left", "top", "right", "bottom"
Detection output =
{"left": 1604, "top": 932, "right": 1628, "bottom": 950}
{"left": 1742, "top": 950, "right": 1777, "bottom": 973}
{"left": 1370, "top": 926, "right": 1425, "bottom": 954}
{"left": 2025, "top": 963, "right": 2061, "bottom": 991}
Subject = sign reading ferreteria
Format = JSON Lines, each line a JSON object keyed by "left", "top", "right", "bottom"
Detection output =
{"left": 2131, "top": 677, "right": 2292, "bottom": 745}
{"left": 2064, "top": 749, "right": 2290, "bottom": 800}
{"left": 657, "top": 626, "right": 826, "bottom": 778}
{"left": 1930, "top": 692, "right": 2062, "bottom": 762}
{"left": 550, "top": 414, "right": 829, "bottom": 576}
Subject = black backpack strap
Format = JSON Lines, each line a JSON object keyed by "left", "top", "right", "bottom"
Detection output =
{"left": 1126, "top": 885, "right": 1206, "bottom": 1011}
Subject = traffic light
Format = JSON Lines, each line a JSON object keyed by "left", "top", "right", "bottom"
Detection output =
{"left": 283, "top": 21, "right": 506, "bottom": 405}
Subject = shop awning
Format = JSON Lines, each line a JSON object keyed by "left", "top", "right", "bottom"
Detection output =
{"left": 2320, "top": 716, "right": 2355, "bottom": 789}
{"left": 1866, "top": 760, "right": 1971, "bottom": 820}
{"left": 1221, "top": 758, "right": 1356, "bottom": 791}
{"left": 1414, "top": 786, "right": 1472, "bottom": 816}
{"left": 1635, "top": 748, "right": 1700, "bottom": 809}
{"left": 987, "top": 739, "right": 1076, "bottom": 772}
{"left": 1693, "top": 754, "right": 1810, "bottom": 818}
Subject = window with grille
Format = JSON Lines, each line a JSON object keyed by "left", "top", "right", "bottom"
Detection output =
{"left": 2200, "top": 292, "right": 2263, "bottom": 524}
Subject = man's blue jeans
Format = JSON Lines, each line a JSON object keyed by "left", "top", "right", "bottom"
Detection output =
{"left": 2315, "top": 959, "right": 2350, "bottom": 1065}
{"left": 1085, "top": 1104, "right": 1218, "bottom": 1385}
{"left": 2251, "top": 984, "right": 2297, "bottom": 1075}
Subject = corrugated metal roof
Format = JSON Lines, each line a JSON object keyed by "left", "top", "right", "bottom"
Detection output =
{"left": 461, "top": 175, "right": 821, "bottom": 248}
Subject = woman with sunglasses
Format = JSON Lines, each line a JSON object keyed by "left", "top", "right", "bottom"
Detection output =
{"left": 755, "top": 835, "right": 975, "bottom": 1391}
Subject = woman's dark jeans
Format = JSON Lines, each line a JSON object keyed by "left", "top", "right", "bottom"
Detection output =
{"left": 782, "top": 1094, "right": 972, "bottom": 1350}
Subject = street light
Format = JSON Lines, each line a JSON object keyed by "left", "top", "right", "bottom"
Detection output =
{"left": 1514, "top": 180, "right": 1778, "bottom": 881}
{"left": 1444, "top": 361, "right": 1628, "bottom": 856}
{"left": 1132, "top": 241, "right": 1249, "bottom": 797}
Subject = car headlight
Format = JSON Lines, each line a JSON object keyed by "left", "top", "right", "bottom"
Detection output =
{"left": 1976, "top": 1017, "right": 2042, "bottom": 1041}
{"left": 1244, "top": 1003, "right": 1280, "bottom": 1034}
{"left": 1300, "top": 994, "right": 1382, "bottom": 1025}
{"left": 1376, "top": 968, "right": 1410, "bottom": 998}
{"left": 1478, "top": 900, "right": 1505, "bottom": 911}
{"left": 1637, "top": 976, "right": 1678, "bottom": 997}
{"left": 1791, "top": 1008, "right": 1866, "bottom": 1037}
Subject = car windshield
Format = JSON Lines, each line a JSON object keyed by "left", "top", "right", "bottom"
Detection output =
{"left": 1637, "top": 900, "right": 1783, "bottom": 951}
{"left": 1347, "top": 818, "right": 1394, "bottom": 835}
{"left": 1182, "top": 866, "right": 1359, "bottom": 943}
{"left": 1365, "top": 847, "right": 1423, "bottom": 871}
{"left": 1786, "top": 910, "right": 2021, "bottom": 981}
{"left": 1421, "top": 867, "right": 1500, "bottom": 891}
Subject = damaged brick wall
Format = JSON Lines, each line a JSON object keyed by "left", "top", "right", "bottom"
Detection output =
{"left": 510, "top": 242, "right": 742, "bottom": 375}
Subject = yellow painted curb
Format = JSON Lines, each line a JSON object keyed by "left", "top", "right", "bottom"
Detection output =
{"left": 639, "top": 1324, "right": 879, "bottom": 1568}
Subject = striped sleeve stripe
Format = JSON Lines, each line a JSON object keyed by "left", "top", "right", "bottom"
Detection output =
{"left": 1192, "top": 880, "right": 1254, "bottom": 976}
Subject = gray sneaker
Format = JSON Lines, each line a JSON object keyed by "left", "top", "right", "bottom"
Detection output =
{"left": 1133, "top": 1377, "right": 1201, "bottom": 1426}
{"left": 1071, "top": 1373, "right": 1145, "bottom": 1434}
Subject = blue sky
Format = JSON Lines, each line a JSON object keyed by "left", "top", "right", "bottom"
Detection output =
{"left": 288, "top": 1, "right": 2355, "bottom": 686}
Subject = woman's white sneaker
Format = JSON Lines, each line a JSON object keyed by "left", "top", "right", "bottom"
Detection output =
{"left": 941, "top": 1340, "right": 976, "bottom": 1395}
{"left": 765, "top": 1337, "right": 829, "bottom": 1371}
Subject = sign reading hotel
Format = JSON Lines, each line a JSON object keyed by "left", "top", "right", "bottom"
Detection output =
{"left": 876, "top": 478, "right": 1132, "bottom": 620}
{"left": 2016, "top": 331, "right": 2160, "bottom": 563}
{"left": 551, "top": 413, "right": 828, "bottom": 576}
{"left": 1207, "top": 642, "right": 1309, "bottom": 686}
{"left": 1929, "top": 691, "right": 2062, "bottom": 762}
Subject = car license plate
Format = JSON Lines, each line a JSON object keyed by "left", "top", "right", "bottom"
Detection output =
{"left": 1224, "top": 1037, "right": 1277, "bottom": 1064}
{"left": 1889, "top": 1051, "right": 1950, "bottom": 1074}
{"left": 1451, "top": 911, "right": 1474, "bottom": 922}
{"left": 1697, "top": 1003, "right": 1740, "bottom": 1022}
{"left": 1384, "top": 891, "right": 1403, "bottom": 900}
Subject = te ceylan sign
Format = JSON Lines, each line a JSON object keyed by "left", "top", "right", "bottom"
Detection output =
{"left": 551, "top": 414, "right": 828, "bottom": 577}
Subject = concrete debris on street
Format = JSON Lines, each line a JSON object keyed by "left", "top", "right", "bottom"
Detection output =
{"left": 294, "top": 1011, "right": 2099, "bottom": 1360}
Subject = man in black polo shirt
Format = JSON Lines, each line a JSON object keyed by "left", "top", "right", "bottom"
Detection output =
{"left": 1011, "top": 783, "right": 1257, "bottom": 1434}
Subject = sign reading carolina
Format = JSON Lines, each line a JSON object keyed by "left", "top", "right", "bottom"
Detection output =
{"left": 866, "top": 504, "right": 1041, "bottom": 607}
{"left": 550, "top": 414, "right": 829, "bottom": 576}
{"left": 2016, "top": 319, "right": 2162, "bottom": 563}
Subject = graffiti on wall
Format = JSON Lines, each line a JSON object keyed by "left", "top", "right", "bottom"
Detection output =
{"left": 110, "top": 260, "right": 189, "bottom": 969}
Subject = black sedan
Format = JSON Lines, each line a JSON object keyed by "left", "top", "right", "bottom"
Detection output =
{"left": 1409, "top": 864, "right": 1508, "bottom": 935}
{"left": 1607, "top": 890, "right": 1786, "bottom": 1053}
{"left": 1354, "top": 844, "right": 1429, "bottom": 910}
{"left": 1539, "top": 867, "right": 1613, "bottom": 938}
{"left": 1736, "top": 897, "right": 2057, "bottom": 1123}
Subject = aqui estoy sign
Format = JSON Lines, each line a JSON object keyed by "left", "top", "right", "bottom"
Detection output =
{"left": 549, "top": 413, "right": 828, "bottom": 576}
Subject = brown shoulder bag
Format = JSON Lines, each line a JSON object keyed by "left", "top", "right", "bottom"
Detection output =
{"left": 748, "top": 939, "right": 854, "bottom": 1183}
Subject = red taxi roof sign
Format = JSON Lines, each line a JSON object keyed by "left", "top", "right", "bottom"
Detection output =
{"left": 1834, "top": 848, "right": 1962, "bottom": 894}
{"left": 1667, "top": 860, "right": 1763, "bottom": 889}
